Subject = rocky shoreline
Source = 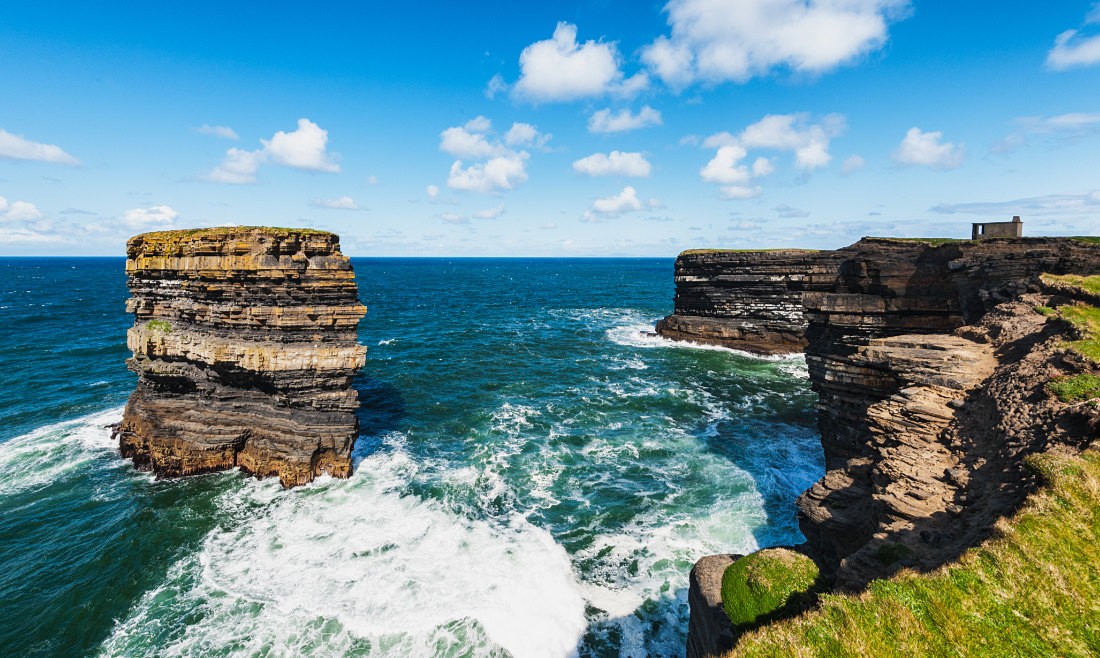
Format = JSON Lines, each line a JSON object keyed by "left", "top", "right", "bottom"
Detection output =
{"left": 669, "top": 237, "right": 1100, "bottom": 657}
{"left": 116, "top": 227, "right": 367, "bottom": 488}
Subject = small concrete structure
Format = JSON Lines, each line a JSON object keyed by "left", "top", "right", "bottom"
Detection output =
{"left": 972, "top": 216, "right": 1023, "bottom": 240}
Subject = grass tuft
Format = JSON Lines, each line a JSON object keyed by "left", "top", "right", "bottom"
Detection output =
{"left": 146, "top": 319, "right": 172, "bottom": 333}
{"left": 727, "top": 448, "right": 1100, "bottom": 657}
{"left": 1046, "top": 374, "right": 1100, "bottom": 403}
{"left": 721, "top": 548, "right": 820, "bottom": 628}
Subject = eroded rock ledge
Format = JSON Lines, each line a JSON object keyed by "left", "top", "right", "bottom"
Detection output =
{"left": 681, "top": 237, "right": 1100, "bottom": 657}
{"left": 117, "top": 227, "right": 367, "bottom": 487}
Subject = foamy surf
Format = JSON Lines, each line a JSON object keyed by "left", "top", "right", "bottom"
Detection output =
{"left": 100, "top": 440, "right": 589, "bottom": 658}
{"left": 0, "top": 407, "right": 124, "bottom": 496}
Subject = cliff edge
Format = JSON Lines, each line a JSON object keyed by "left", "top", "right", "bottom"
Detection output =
{"left": 679, "top": 237, "right": 1100, "bottom": 657}
{"left": 117, "top": 227, "right": 367, "bottom": 487}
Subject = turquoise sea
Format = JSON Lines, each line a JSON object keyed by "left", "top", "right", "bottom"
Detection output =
{"left": 0, "top": 257, "right": 823, "bottom": 657}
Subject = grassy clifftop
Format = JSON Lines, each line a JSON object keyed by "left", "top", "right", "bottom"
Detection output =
{"left": 727, "top": 446, "right": 1100, "bottom": 657}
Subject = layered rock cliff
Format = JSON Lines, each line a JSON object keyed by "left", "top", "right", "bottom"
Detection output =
{"left": 117, "top": 227, "right": 367, "bottom": 487}
{"left": 680, "top": 236, "right": 1100, "bottom": 657}
{"left": 656, "top": 249, "right": 840, "bottom": 354}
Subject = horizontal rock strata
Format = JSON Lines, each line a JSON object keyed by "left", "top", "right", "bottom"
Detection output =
{"left": 657, "top": 249, "right": 841, "bottom": 354}
{"left": 684, "top": 237, "right": 1100, "bottom": 649}
{"left": 117, "top": 227, "right": 367, "bottom": 487}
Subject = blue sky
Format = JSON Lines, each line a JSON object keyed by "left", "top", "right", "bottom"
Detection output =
{"left": 1, "top": 0, "right": 1099, "bottom": 256}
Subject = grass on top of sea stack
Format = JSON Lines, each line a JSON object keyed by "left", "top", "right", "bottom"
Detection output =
{"left": 722, "top": 548, "right": 820, "bottom": 628}
{"left": 725, "top": 447, "right": 1100, "bottom": 658}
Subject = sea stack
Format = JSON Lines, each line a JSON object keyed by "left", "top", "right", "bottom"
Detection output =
{"left": 117, "top": 227, "right": 367, "bottom": 487}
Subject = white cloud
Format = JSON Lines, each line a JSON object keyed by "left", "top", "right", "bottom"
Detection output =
{"left": 485, "top": 74, "right": 509, "bottom": 99}
{"left": 447, "top": 154, "right": 529, "bottom": 194}
{"left": 513, "top": 22, "right": 643, "bottom": 102}
{"left": 572, "top": 151, "right": 652, "bottom": 177}
{"left": 440, "top": 117, "right": 544, "bottom": 195}
{"left": 207, "top": 147, "right": 264, "bottom": 184}
{"left": 892, "top": 127, "right": 964, "bottom": 169}
{"left": 504, "top": 122, "right": 551, "bottom": 148}
{"left": 310, "top": 196, "right": 359, "bottom": 210}
{"left": 205, "top": 118, "right": 339, "bottom": 183}
{"left": 930, "top": 191, "right": 1100, "bottom": 216}
{"left": 720, "top": 185, "right": 762, "bottom": 199}
{"left": 426, "top": 184, "right": 440, "bottom": 200}
{"left": 752, "top": 157, "right": 774, "bottom": 177}
{"left": 196, "top": 124, "right": 239, "bottom": 140}
{"left": 701, "top": 145, "right": 751, "bottom": 185}
{"left": 587, "top": 106, "right": 662, "bottom": 133}
{"left": 1047, "top": 6, "right": 1100, "bottom": 70}
{"left": 262, "top": 118, "right": 340, "bottom": 172}
{"left": 775, "top": 203, "right": 810, "bottom": 218}
{"left": 439, "top": 212, "right": 469, "bottom": 224}
{"left": 0, "top": 196, "right": 45, "bottom": 222}
{"left": 122, "top": 205, "right": 178, "bottom": 230}
{"left": 591, "top": 186, "right": 644, "bottom": 216}
{"left": 0, "top": 129, "right": 79, "bottom": 165}
{"left": 739, "top": 113, "right": 844, "bottom": 169}
{"left": 642, "top": 0, "right": 911, "bottom": 89}
{"left": 440, "top": 124, "right": 503, "bottom": 159}
{"left": 474, "top": 204, "right": 505, "bottom": 219}
{"left": 842, "top": 154, "right": 866, "bottom": 174}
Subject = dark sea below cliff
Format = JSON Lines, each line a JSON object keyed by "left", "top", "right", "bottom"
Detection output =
{"left": 0, "top": 257, "right": 823, "bottom": 658}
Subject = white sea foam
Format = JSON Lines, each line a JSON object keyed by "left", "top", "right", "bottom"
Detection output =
{"left": 377, "top": 338, "right": 398, "bottom": 346}
{"left": 0, "top": 407, "right": 124, "bottom": 496}
{"left": 101, "top": 439, "right": 589, "bottom": 658}
{"left": 604, "top": 315, "right": 806, "bottom": 364}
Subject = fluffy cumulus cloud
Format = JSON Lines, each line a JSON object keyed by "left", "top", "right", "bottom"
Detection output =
{"left": 892, "top": 127, "right": 964, "bottom": 169}
{"left": 587, "top": 106, "right": 663, "bottom": 133}
{"left": 586, "top": 186, "right": 644, "bottom": 220}
{"left": 697, "top": 113, "right": 842, "bottom": 198}
{"left": 572, "top": 151, "right": 652, "bottom": 177}
{"left": 0, "top": 129, "right": 79, "bottom": 165}
{"left": 842, "top": 154, "right": 866, "bottom": 174}
{"left": 196, "top": 124, "right": 239, "bottom": 140}
{"left": 448, "top": 154, "right": 529, "bottom": 194}
{"left": 205, "top": 118, "right": 339, "bottom": 184}
{"left": 474, "top": 204, "right": 505, "bottom": 219}
{"left": 310, "top": 196, "right": 359, "bottom": 210}
{"left": 122, "top": 205, "right": 178, "bottom": 230}
{"left": 1047, "top": 4, "right": 1100, "bottom": 70}
{"left": 642, "top": 0, "right": 911, "bottom": 89}
{"left": 0, "top": 196, "right": 45, "bottom": 222}
{"left": 513, "top": 22, "right": 647, "bottom": 102}
{"left": 442, "top": 117, "right": 546, "bottom": 194}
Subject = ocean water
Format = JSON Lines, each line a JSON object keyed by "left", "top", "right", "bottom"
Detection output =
{"left": 0, "top": 257, "right": 823, "bottom": 658}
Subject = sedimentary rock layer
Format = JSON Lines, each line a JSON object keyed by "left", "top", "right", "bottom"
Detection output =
{"left": 117, "top": 227, "right": 367, "bottom": 487}
{"left": 683, "top": 236, "right": 1100, "bottom": 650}
{"left": 656, "top": 249, "right": 840, "bottom": 354}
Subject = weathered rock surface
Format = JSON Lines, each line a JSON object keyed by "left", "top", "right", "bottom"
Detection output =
{"left": 681, "top": 237, "right": 1100, "bottom": 649}
{"left": 686, "top": 554, "right": 742, "bottom": 658}
{"left": 117, "top": 227, "right": 367, "bottom": 487}
{"left": 656, "top": 249, "right": 841, "bottom": 354}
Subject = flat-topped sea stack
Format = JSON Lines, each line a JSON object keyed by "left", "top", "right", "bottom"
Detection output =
{"left": 117, "top": 227, "right": 367, "bottom": 487}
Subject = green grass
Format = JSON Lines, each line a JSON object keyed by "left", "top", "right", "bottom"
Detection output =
{"left": 680, "top": 248, "right": 819, "bottom": 255}
{"left": 134, "top": 226, "right": 335, "bottom": 240}
{"left": 146, "top": 319, "right": 172, "bottom": 333}
{"left": 1046, "top": 374, "right": 1100, "bottom": 403}
{"left": 1042, "top": 273, "right": 1100, "bottom": 297}
{"left": 722, "top": 548, "right": 820, "bottom": 628}
{"left": 1058, "top": 304, "right": 1100, "bottom": 363}
{"left": 867, "top": 237, "right": 968, "bottom": 246}
{"left": 1071, "top": 236, "right": 1100, "bottom": 244}
{"left": 1034, "top": 305, "right": 1057, "bottom": 317}
{"left": 728, "top": 447, "right": 1100, "bottom": 657}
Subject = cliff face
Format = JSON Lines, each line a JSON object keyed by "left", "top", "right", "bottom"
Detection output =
{"left": 799, "top": 237, "right": 1100, "bottom": 588}
{"left": 680, "top": 237, "right": 1100, "bottom": 656}
{"left": 656, "top": 249, "right": 840, "bottom": 354}
{"left": 117, "top": 227, "right": 367, "bottom": 487}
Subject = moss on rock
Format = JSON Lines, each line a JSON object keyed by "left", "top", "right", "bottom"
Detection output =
{"left": 721, "top": 548, "right": 820, "bottom": 628}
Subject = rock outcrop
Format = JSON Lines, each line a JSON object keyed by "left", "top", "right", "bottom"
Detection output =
{"left": 656, "top": 249, "right": 840, "bottom": 355}
{"left": 680, "top": 236, "right": 1100, "bottom": 653}
{"left": 117, "top": 227, "right": 367, "bottom": 487}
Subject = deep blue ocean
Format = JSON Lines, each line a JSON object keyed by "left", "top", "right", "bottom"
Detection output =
{"left": 0, "top": 257, "right": 823, "bottom": 658}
